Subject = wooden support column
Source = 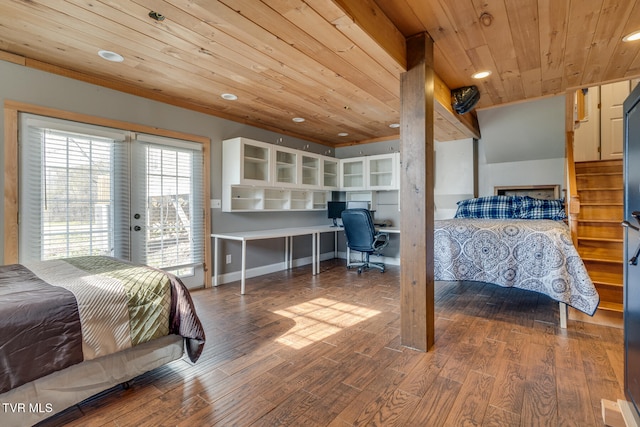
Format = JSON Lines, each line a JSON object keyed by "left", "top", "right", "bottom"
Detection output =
{"left": 400, "top": 32, "right": 435, "bottom": 351}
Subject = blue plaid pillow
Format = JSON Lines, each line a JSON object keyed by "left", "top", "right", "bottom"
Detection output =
{"left": 454, "top": 195, "right": 516, "bottom": 219}
{"left": 516, "top": 196, "right": 566, "bottom": 220}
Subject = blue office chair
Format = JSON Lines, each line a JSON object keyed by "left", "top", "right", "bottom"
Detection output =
{"left": 341, "top": 208, "right": 389, "bottom": 273}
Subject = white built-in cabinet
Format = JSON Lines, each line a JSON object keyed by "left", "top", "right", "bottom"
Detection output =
{"left": 340, "top": 157, "right": 366, "bottom": 191}
{"left": 222, "top": 137, "right": 400, "bottom": 212}
{"left": 339, "top": 152, "right": 400, "bottom": 191}
{"left": 222, "top": 137, "right": 333, "bottom": 212}
{"left": 322, "top": 158, "right": 339, "bottom": 189}
{"left": 225, "top": 137, "right": 272, "bottom": 186}
{"left": 273, "top": 146, "right": 298, "bottom": 187}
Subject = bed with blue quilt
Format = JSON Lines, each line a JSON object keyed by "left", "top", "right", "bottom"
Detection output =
{"left": 434, "top": 195, "right": 599, "bottom": 324}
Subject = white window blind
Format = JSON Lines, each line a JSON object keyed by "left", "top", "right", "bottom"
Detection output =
{"left": 132, "top": 134, "right": 204, "bottom": 274}
{"left": 19, "top": 115, "right": 129, "bottom": 262}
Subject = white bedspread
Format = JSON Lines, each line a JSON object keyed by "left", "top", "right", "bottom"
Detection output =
{"left": 434, "top": 218, "right": 599, "bottom": 315}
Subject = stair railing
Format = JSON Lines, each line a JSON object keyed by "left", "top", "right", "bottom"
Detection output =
{"left": 565, "top": 94, "right": 580, "bottom": 246}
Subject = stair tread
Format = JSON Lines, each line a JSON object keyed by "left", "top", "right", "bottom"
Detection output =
{"left": 579, "top": 202, "right": 623, "bottom": 206}
{"left": 578, "top": 237, "right": 623, "bottom": 243}
{"left": 577, "top": 219, "right": 624, "bottom": 223}
{"left": 582, "top": 257, "right": 623, "bottom": 264}
{"left": 576, "top": 172, "right": 622, "bottom": 176}
{"left": 586, "top": 272, "right": 623, "bottom": 283}
{"left": 593, "top": 280, "right": 623, "bottom": 287}
{"left": 577, "top": 187, "right": 623, "bottom": 191}
{"left": 598, "top": 301, "right": 624, "bottom": 313}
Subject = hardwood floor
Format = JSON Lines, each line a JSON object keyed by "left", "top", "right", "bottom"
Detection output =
{"left": 40, "top": 260, "right": 624, "bottom": 426}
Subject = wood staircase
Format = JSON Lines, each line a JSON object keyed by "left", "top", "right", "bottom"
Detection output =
{"left": 574, "top": 159, "right": 624, "bottom": 316}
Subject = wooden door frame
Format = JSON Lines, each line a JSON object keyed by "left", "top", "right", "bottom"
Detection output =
{"left": 3, "top": 100, "right": 212, "bottom": 288}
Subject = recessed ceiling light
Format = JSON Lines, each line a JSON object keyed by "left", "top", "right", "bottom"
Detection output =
{"left": 389, "top": 123, "right": 400, "bottom": 128}
{"left": 472, "top": 70, "right": 492, "bottom": 79}
{"left": 221, "top": 93, "right": 238, "bottom": 101}
{"left": 292, "top": 117, "right": 305, "bottom": 123}
{"left": 338, "top": 132, "right": 349, "bottom": 137}
{"left": 98, "top": 50, "right": 124, "bottom": 63}
{"left": 623, "top": 30, "right": 640, "bottom": 42}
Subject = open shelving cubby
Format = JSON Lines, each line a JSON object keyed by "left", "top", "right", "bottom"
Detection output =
{"left": 230, "top": 187, "right": 264, "bottom": 211}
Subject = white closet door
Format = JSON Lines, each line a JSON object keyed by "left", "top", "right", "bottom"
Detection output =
{"left": 601, "top": 81, "right": 630, "bottom": 160}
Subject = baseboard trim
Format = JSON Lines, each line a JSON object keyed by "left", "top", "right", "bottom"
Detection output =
{"left": 212, "top": 252, "right": 400, "bottom": 285}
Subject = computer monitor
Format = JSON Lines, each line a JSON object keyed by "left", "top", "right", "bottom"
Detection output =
{"left": 327, "top": 201, "right": 346, "bottom": 227}
{"left": 346, "top": 200, "right": 369, "bottom": 210}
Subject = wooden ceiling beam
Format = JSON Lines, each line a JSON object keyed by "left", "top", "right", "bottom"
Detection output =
{"left": 326, "top": 0, "right": 480, "bottom": 141}
{"left": 320, "top": 0, "right": 407, "bottom": 73}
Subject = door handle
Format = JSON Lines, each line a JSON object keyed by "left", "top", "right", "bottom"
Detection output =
{"left": 627, "top": 213, "right": 640, "bottom": 265}
{"left": 133, "top": 225, "right": 141, "bottom": 232}
{"left": 630, "top": 244, "right": 640, "bottom": 266}
{"left": 630, "top": 237, "right": 640, "bottom": 266}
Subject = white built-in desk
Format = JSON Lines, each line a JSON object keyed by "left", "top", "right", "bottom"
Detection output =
{"left": 212, "top": 225, "right": 337, "bottom": 294}
{"left": 212, "top": 225, "right": 399, "bottom": 294}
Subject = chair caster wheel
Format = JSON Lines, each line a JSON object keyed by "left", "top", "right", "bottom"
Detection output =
{"left": 357, "top": 268, "right": 362, "bottom": 274}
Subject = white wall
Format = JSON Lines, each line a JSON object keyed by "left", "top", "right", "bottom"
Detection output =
{"left": 478, "top": 95, "right": 565, "bottom": 163}
{"left": 478, "top": 156, "right": 565, "bottom": 197}
{"left": 477, "top": 95, "right": 566, "bottom": 198}
{"left": 434, "top": 138, "right": 475, "bottom": 218}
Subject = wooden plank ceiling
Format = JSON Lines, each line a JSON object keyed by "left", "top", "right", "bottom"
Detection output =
{"left": 1, "top": 0, "right": 640, "bottom": 146}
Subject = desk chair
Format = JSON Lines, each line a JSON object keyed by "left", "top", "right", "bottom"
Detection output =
{"left": 341, "top": 208, "right": 389, "bottom": 273}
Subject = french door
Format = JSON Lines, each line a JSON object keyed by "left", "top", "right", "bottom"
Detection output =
{"left": 19, "top": 114, "right": 204, "bottom": 288}
{"left": 130, "top": 134, "right": 204, "bottom": 288}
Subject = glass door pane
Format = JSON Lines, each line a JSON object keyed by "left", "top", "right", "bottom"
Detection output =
{"left": 302, "top": 155, "right": 319, "bottom": 186}
{"left": 243, "top": 143, "right": 270, "bottom": 183}
{"left": 341, "top": 159, "right": 365, "bottom": 189}
{"left": 275, "top": 149, "right": 297, "bottom": 185}
{"left": 19, "top": 115, "right": 126, "bottom": 263}
{"left": 323, "top": 159, "right": 338, "bottom": 188}
{"left": 131, "top": 140, "right": 204, "bottom": 288}
{"left": 368, "top": 157, "right": 393, "bottom": 187}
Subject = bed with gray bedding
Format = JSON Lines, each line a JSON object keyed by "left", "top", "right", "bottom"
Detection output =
{"left": 0, "top": 256, "right": 205, "bottom": 425}
{"left": 434, "top": 218, "right": 599, "bottom": 315}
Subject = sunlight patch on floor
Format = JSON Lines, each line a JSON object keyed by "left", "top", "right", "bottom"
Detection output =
{"left": 272, "top": 297, "right": 381, "bottom": 349}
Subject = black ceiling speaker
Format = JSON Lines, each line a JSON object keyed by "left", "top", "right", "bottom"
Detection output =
{"left": 451, "top": 85, "right": 480, "bottom": 114}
